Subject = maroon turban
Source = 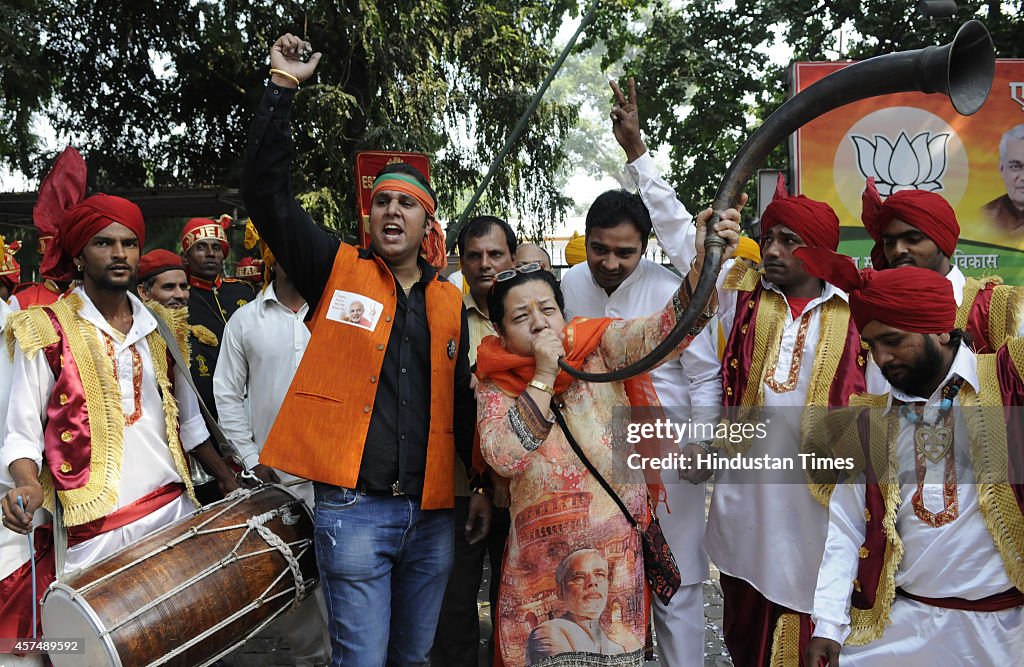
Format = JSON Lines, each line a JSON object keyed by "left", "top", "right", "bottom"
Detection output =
{"left": 861, "top": 178, "right": 959, "bottom": 269}
{"left": 45, "top": 194, "right": 145, "bottom": 281}
{"left": 760, "top": 173, "right": 840, "bottom": 251}
{"left": 795, "top": 247, "right": 955, "bottom": 334}
{"left": 137, "top": 249, "right": 185, "bottom": 283}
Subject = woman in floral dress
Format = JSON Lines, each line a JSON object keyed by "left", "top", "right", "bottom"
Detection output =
{"left": 476, "top": 208, "right": 739, "bottom": 667}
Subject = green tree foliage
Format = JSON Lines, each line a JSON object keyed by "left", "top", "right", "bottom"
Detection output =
{"left": 2, "top": 1, "right": 583, "bottom": 237}
{"left": 0, "top": 0, "right": 55, "bottom": 177}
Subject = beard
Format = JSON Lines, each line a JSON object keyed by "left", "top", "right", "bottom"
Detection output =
{"left": 881, "top": 335, "right": 944, "bottom": 397}
{"left": 84, "top": 263, "right": 134, "bottom": 293}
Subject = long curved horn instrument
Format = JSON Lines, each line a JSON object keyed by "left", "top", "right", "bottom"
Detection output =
{"left": 560, "top": 19, "right": 994, "bottom": 382}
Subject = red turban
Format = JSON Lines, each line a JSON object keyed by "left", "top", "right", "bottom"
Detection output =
{"left": 45, "top": 194, "right": 145, "bottom": 282}
{"left": 34, "top": 146, "right": 87, "bottom": 279}
{"left": 861, "top": 178, "right": 959, "bottom": 269}
{"left": 760, "top": 173, "right": 840, "bottom": 251}
{"left": 137, "top": 249, "right": 185, "bottom": 283}
{"left": 181, "top": 215, "right": 230, "bottom": 254}
{"left": 795, "top": 247, "right": 955, "bottom": 334}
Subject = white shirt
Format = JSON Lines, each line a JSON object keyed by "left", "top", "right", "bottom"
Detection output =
{"left": 0, "top": 299, "right": 15, "bottom": 439}
{"left": 626, "top": 152, "right": 697, "bottom": 272}
{"left": 812, "top": 343, "right": 1013, "bottom": 643}
{"left": 705, "top": 273, "right": 851, "bottom": 612}
{"left": 0, "top": 287, "right": 209, "bottom": 570}
{"left": 447, "top": 269, "right": 465, "bottom": 292}
{"left": 213, "top": 282, "right": 310, "bottom": 471}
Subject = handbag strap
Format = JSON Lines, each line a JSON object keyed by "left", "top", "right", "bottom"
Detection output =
{"left": 551, "top": 404, "right": 638, "bottom": 529}
{"left": 146, "top": 306, "right": 235, "bottom": 457}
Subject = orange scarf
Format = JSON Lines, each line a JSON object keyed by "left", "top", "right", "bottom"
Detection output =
{"left": 476, "top": 317, "right": 667, "bottom": 508}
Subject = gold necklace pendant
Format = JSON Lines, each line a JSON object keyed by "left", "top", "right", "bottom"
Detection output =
{"left": 915, "top": 423, "right": 953, "bottom": 464}
{"left": 399, "top": 269, "right": 423, "bottom": 292}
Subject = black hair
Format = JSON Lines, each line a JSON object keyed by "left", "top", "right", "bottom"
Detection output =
{"left": 456, "top": 215, "right": 518, "bottom": 257}
{"left": 584, "top": 190, "right": 652, "bottom": 247}
{"left": 376, "top": 162, "right": 437, "bottom": 210}
{"left": 948, "top": 328, "right": 972, "bottom": 350}
{"left": 487, "top": 269, "right": 564, "bottom": 330}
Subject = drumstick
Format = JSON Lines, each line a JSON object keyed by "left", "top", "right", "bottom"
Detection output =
{"left": 17, "top": 496, "right": 37, "bottom": 639}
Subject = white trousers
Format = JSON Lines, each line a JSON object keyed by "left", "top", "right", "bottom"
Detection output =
{"left": 840, "top": 596, "right": 1024, "bottom": 665}
{"left": 653, "top": 581, "right": 705, "bottom": 666}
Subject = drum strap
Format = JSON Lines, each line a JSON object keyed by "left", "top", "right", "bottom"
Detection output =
{"left": 53, "top": 490, "right": 67, "bottom": 581}
{"left": 146, "top": 306, "right": 238, "bottom": 463}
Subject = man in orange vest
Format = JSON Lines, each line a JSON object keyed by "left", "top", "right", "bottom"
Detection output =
{"left": 242, "top": 33, "right": 490, "bottom": 667}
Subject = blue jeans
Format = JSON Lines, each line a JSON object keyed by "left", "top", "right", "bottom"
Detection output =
{"left": 313, "top": 485, "right": 455, "bottom": 667}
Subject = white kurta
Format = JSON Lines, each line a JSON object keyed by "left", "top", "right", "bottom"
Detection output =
{"left": 0, "top": 288, "right": 209, "bottom": 572}
{"left": 812, "top": 344, "right": 1023, "bottom": 663}
{"left": 0, "top": 297, "right": 49, "bottom": 585}
{"left": 703, "top": 276, "right": 849, "bottom": 613}
{"left": 213, "top": 282, "right": 312, "bottom": 506}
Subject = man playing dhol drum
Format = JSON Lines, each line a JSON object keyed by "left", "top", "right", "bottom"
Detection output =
{"left": 0, "top": 193, "right": 240, "bottom": 645}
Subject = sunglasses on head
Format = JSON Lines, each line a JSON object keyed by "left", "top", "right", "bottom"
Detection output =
{"left": 493, "top": 262, "right": 543, "bottom": 285}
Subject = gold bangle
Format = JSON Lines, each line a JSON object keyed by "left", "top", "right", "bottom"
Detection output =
{"left": 528, "top": 379, "right": 555, "bottom": 396}
{"left": 269, "top": 68, "right": 300, "bottom": 86}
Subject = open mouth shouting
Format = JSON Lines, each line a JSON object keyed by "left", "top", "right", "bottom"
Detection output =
{"left": 382, "top": 223, "right": 405, "bottom": 240}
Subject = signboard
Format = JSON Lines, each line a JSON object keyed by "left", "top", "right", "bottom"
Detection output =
{"left": 793, "top": 59, "right": 1024, "bottom": 282}
{"left": 354, "top": 151, "right": 431, "bottom": 248}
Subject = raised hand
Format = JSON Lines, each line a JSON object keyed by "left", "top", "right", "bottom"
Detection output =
{"left": 609, "top": 77, "right": 646, "bottom": 162}
{"left": 269, "top": 33, "right": 322, "bottom": 88}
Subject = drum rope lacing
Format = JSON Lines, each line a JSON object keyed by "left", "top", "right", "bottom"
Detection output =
{"left": 63, "top": 487, "right": 314, "bottom": 667}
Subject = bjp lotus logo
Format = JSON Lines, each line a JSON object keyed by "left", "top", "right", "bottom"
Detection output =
{"left": 850, "top": 131, "right": 950, "bottom": 195}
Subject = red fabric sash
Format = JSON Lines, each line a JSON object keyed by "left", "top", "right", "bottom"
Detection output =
{"left": 897, "top": 587, "right": 1024, "bottom": 612}
{"left": 965, "top": 282, "right": 996, "bottom": 354}
{"left": 0, "top": 483, "right": 183, "bottom": 642}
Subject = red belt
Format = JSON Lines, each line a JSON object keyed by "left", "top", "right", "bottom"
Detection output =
{"left": 68, "top": 482, "right": 184, "bottom": 544}
{"left": 897, "top": 587, "right": 1024, "bottom": 612}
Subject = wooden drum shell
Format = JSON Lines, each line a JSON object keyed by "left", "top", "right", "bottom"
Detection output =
{"left": 42, "top": 485, "right": 317, "bottom": 667}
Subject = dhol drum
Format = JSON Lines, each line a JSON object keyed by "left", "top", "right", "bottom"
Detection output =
{"left": 41, "top": 484, "right": 317, "bottom": 667}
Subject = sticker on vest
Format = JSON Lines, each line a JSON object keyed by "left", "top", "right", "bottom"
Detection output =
{"left": 325, "top": 290, "right": 383, "bottom": 331}
{"left": 447, "top": 338, "right": 456, "bottom": 359}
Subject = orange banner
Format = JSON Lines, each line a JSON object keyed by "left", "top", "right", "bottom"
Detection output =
{"left": 794, "top": 59, "right": 1024, "bottom": 280}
